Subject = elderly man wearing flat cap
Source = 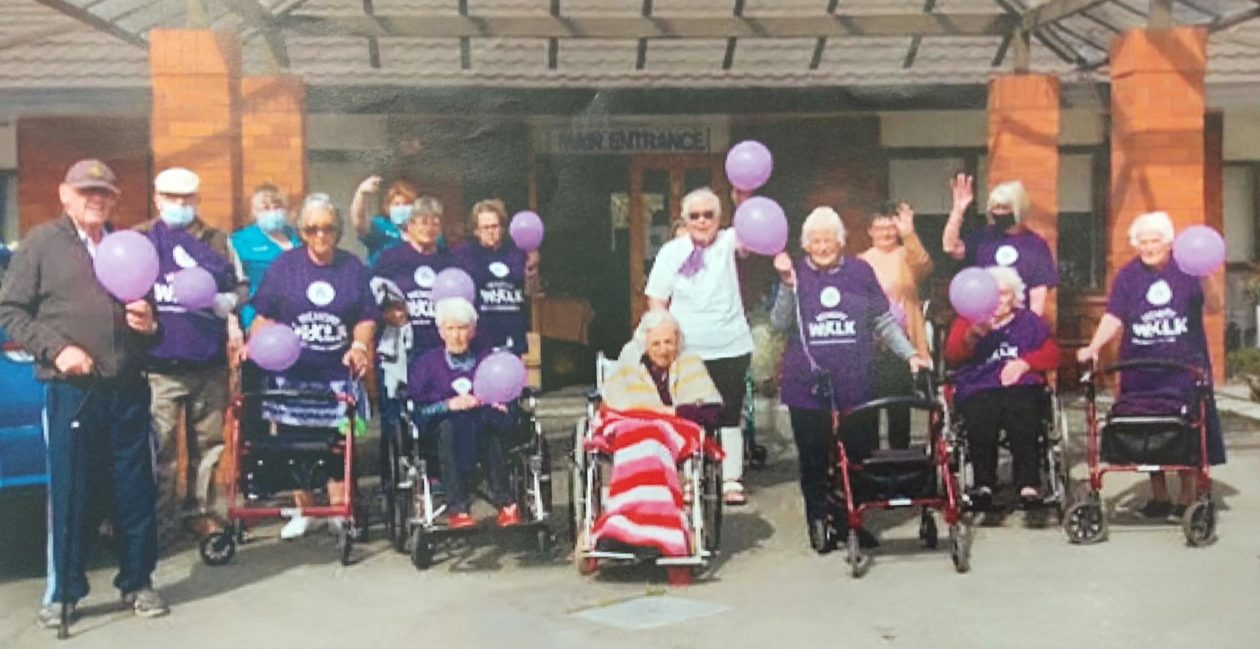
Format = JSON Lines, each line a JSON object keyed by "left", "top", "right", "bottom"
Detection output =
{"left": 135, "top": 167, "right": 249, "bottom": 545}
{"left": 0, "top": 159, "right": 169, "bottom": 627}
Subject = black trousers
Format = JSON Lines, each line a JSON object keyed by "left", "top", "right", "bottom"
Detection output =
{"left": 874, "top": 347, "right": 912, "bottom": 449}
{"left": 958, "top": 386, "right": 1044, "bottom": 491}
{"left": 703, "top": 354, "right": 750, "bottom": 428}
{"left": 788, "top": 407, "right": 879, "bottom": 526}
{"left": 435, "top": 408, "right": 513, "bottom": 514}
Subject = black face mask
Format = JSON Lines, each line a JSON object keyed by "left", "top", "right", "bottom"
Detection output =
{"left": 991, "top": 213, "right": 1017, "bottom": 231}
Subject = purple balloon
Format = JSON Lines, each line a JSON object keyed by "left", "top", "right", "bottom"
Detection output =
{"left": 949, "top": 267, "right": 1001, "bottom": 322}
{"left": 93, "top": 230, "right": 159, "bottom": 302}
{"left": 431, "top": 267, "right": 476, "bottom": 304}
{"left": 1173, "top": 225, "right": 1225, "bottom": 278}
{"left": 171, "top": 267, "right": 217, "bottom": 310}
{"left": 473, "top": 351, "right": 527, "bottom": 405}
{"left": 725, "top": 140, "right": 774, "bottom": 191}
{"left": 733, "top": 196, "right": 788, "bottom": 256}
{"left": 509, "top": 211, "right": 545, "bottom": 252}
{"left": 248, "top": 323, "right": 302, "bottom": 372}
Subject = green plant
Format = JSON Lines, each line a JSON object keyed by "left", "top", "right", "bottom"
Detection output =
{"left": 1227, "top": 347, "right": 1260, "bottom": 378}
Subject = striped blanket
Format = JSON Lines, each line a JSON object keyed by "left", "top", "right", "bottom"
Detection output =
{"left": 589, "top": 409, "right": 705, "bottom": 558}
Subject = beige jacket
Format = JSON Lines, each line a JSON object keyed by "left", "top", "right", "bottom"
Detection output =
{"left": 860, "top": 231, "right": 934, "bottom": 358}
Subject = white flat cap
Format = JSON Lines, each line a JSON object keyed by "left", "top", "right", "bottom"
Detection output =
{"left": 154, "top": 167, "right": 200, "bottom": 195}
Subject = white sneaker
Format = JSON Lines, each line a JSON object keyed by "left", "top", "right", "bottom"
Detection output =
{"left": 280, "top": 516, "right": 311, "bottom": 540}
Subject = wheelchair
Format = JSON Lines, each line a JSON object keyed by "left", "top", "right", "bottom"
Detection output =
{"left": 383, "top": 388, "right": 555, "bottom": 570}
{"left": 199, "top": 380, "right": 366, "bottom": 567}
{"left": 941, "top": 372, "right": 1071, "bottom": 519}
{"left": 820, "top": 370, "right": 971, "bottom": 577}
{"left": 1064, "top": 359, "right": 1217, "bottom": 547}
{"left": 568, "top": 355, "right": 724, "bottom": 582}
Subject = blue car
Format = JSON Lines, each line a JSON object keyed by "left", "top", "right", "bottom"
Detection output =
{"left": 0, "top": 325, "right": 47, "bottom": 492}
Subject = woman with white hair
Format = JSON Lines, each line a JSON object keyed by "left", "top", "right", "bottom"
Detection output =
{"left": 942, "top": 175, "right": 1059, "bottom": 316}
{"left": 407, "top": 297, "right": 520, "bottom": 530}
{"left": 944, "top": 266, "right": 1060, "bottom": 510}
{"left": 645, "top": 186, "right": 754, "bottom": 505}
{"left": 771, "top": 207, "right": 930, "bottom": 553}
{"left": 1076, "top": 211, "right": 1226, "bottom": 519}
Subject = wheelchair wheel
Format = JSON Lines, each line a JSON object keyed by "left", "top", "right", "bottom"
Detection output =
{"left": 1182, "top": 499, "right": 1217, "bottom": 547}
{"left": 574, "top": 529, "right": 598, "bottom": 576}
{"left": 845, "top": 531, "right": 868, "bottom": 578}
{"left": 948, "top": 522, "right": 971, "bottom": 573}
{"left": 918, "top": 511, "right": 938, "bottom": 549}
{"left": 199, "top": 530, "right": 236, "bottom": 567}
{"left": 337, "top": 524, "right": 353, "bottom": 566}
{"left": 1063, "top": 498, "right": 1108, "bottom": 544}
{"left": 536, "top": 527, "right": 555, "bottom": 554}
{"left": 410, "top": 527, "right": 434, "bottom": 570}
{"left": 391, "top": 486, "right": 413, "bottom": 553}
{"left": 701, "top": 455, "right": 723, "bottom": 553}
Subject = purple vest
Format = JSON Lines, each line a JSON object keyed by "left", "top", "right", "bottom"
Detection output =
{"left": 952, "top": 309, "right": 1050, "bottom": 404}
{"left": 1107, "top": 257, "right": 1210, "bottom": 397}
{"left": 965, "top": 226, "right": 1060, "bottom": 306}
{"left": 407, "top": 346, "right": 489, "bottom": 406}
{"left": 372, "top": 244, "right": 454, "bottom": 356}
{"left": 780, "top": 257, "right": 889, "bottom": 411}
{"left": 455, "top": 242, "right": 528, "bottom": 355}
{"left": 147, "top": 221, "right": 235, "bottom": 364}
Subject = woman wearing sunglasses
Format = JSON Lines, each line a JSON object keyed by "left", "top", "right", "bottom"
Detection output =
{"left": 644, "top": 187, "right": 753, "bottom": 505}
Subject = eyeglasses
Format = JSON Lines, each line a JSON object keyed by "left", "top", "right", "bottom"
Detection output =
{"left": 302, "top": 225, "right": 339, "bottom": 236}
{"left": 687, "top": 210, "right": 716, "bottom": 222}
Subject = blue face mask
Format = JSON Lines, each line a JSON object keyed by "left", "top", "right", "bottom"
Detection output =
{"left": 389, "top": 205, "right": 414, "bottom": 227}
{"left": 159, "top": 204, "right": 196, "bottom": 228}
{"left": 257, "top": 209, "right": 288, "bottom": 233}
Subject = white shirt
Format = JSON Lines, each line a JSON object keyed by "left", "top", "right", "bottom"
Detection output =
{"left": 644, "top": 228, "right": 753, "bottom": 360}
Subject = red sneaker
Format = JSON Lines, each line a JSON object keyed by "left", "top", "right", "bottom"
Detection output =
{"left": 448, "top": 512, "right": 476, "bottom": 529}
{"left": 496, "top": 504, "right": 521, "bottom": 528}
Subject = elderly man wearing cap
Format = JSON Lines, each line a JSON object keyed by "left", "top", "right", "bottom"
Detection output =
{"left": 0, "top": 160, "right": 168, "bottom": 626}
{"left": 135, "top": 167, "right": 249, "bottom": 543}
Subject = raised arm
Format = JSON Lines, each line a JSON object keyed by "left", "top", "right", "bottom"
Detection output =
{"left": 350, "top": 175, "right": 381, "bottom": 238}
{"left": 942, "top": 173, "right": 974, "bottom": 261}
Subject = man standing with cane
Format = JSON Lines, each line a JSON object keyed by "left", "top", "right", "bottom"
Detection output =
{"left": 0, "top": 160, "right": 169, "bottom": 632}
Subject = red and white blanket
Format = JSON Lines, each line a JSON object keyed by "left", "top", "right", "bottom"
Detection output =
{"left": 588, "top": 409, "right": 703, "bottom": 558}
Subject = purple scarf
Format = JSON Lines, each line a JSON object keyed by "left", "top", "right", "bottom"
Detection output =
{"left": 678, "top": 237, "right": 712, "bottom": 278}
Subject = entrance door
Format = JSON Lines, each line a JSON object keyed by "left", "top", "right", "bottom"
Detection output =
{"left": 627, "top": 154, "right": 729, "bottom": 328}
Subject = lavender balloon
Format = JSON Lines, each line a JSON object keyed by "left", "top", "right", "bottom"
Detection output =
{"left": 1173, "top": 225, "right": 1225, "bottom": 277}
{"left": 93, "top": 230, "right": 159, "bottom": 302}
{"left": 733, "top": 196, "right": 788, "bottom": 256}
{"left": 473, "top": 351, "right": 527, "bottom": 405}
{"left": 431, "top": 268, "right": 476, "bottom": 304}
{"left": 171, "top": 267, "right": 217, "bottom": 310}
{"left": 248, "top": 323, "right": 302, "bottom": 372}
{"left": 949, "top": 267, "right": 1001, "bottom": 322}
{"left": 509, "top": 211, "right": 545, "bottom": 252}
{"left": 725, "top": 140, "right": 774, "bottom": 191}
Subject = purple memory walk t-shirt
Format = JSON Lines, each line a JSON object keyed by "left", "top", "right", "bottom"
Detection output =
{"left": 965, "top": 226, "right": 1060, "bottom": 306}
{"left": 1107, "top": 256, "right": 1211, "bottom": 397}
{"left": 147, "top": 221, "right": 236, "bottom": 364}
{"left": 454, "top": 241, "right": 529, "bottom": 356}
{"left": 952, "top": 308, "right": 1051, "bottom": 405}
{"left": 407, "top": 345, "right": 489, "bottom": 406}
{"left": 250, "top": 247, "right": 378, "bottom": 383}
{"left": 372, "top": 244, "right": 455, "bottom": 357}
{"left": 780, "top": 256, "right": 890, "bottom": 412}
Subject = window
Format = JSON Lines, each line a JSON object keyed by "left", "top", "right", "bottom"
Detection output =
{"left": 0, "top": 171, "right": 15, "bottom": 245}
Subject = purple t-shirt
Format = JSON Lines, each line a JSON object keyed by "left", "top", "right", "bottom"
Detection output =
{"left": 780, "top": 256, "right": 890, "bottom": 412}
{"left": 407, "top": 346, "right": 489, "bottom": 406}
{"left": 952, "top": 308, "right": 1051, "bottom": 404}
{"left": 372, "top": 244, "right": 455, "bottom": 356}
{"left": 146, "top": 221, "right": 236, "bottom": 364}
{"left": 1107, "top": 257, "right": 1210, "bottom": 396}
{"left": 454, "top": 241, "right": 529, "bottom": 356}
{"left": 965, "top": 226, "right": 1059, "bottom": 305}
{"left": 250, "top": 248, "right": 378, "bottom": 383}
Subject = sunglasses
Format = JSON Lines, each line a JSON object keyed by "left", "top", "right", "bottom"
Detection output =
{"left": 687, "top": 210, "right": 716, "bottom": 222}
{"left": 302, "top": 225, "right": 339, "bottom": 236}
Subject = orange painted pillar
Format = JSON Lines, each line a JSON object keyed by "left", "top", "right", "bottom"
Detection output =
{"left": 149, "top": 29, "right": 242, "bottom": 233}
{"left": 986, "top": 73, "right": 1061, "bottom": 328}
{"left": 1109, "top": 27, "right": 1222, "bottom": 383}
{"left": 241, "top": 75, "right": 307, "bottom": 222}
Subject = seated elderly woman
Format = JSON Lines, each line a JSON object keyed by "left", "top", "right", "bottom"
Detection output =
{"left": 407, "top": 297, "right": 520, "bottom": 530}
{"left": 944, "top": 266, "right": 1059, "bottom": 510}
{"left": 591, "top": 309, "right": 723, "bottom": 556}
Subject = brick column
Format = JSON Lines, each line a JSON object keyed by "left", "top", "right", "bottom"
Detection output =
{"left": 986, "top": 73, "right": 1061, "bottom": 328}
{"left": 149, "top": 29, "right": 241, "bottom": 233}
{"left": 241, "top": 75, "right": 307, "bottom": 220}
{"left": 1109, "top": 27, "right": 1222, "bottom": 382}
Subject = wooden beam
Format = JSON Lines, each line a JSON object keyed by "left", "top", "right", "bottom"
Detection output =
{"left": 1021, "top": 0, "right": 1109, "bottom": 31}
{"left": 223, "top": 0, "right": 290, "bottom": 68}
{"left": 278, "top": 13, "right": 1019, "bottom": 39}
{"left": 1148, "top": 0, "right": 1174, "bottom": 28}
{"left": 31, "top": 0, "right": 147, "bottom": 48}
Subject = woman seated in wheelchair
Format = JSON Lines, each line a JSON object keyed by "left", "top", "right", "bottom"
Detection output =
{"left": 407, "top": 297, "right": 521, "bottom": 530}
{"left": 594, "top": 309, "right": 723, "bottom": 556}
{"left": 944, "top": 266, "right": 1059, "bottom": 510}
{"left": 1075, "top": 210, "right": 1226, "bottom": 520}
